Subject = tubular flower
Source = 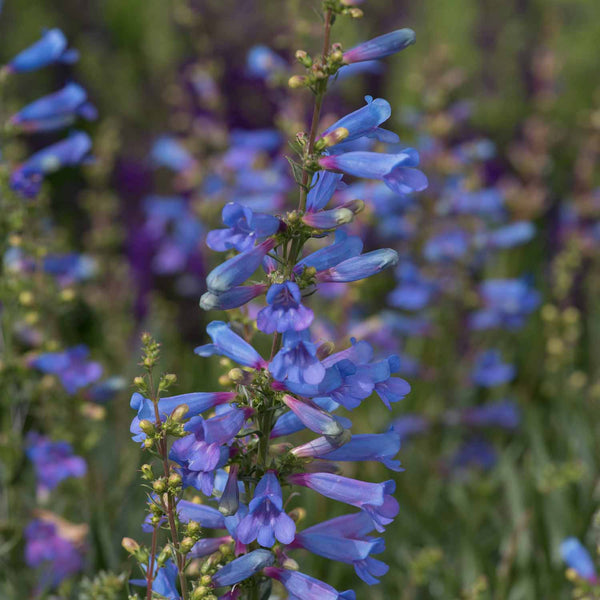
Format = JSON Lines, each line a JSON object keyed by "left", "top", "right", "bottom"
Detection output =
{"left": 4, "top": 28, "right": 79, "bottom": 73}
{"left": 343, "top": 29, "right": 416, "bottom": 64}
{"left": 257, "top": 281, "right": 314, "bottom": 333}
{"left": 237, "top": 471, "right": 296, "bottom": 547}
{"left": 269, "top": 330, "right": 326, "bottom": 386}
{"left": 263, "top": 567, "right": 356, "bottom": 600}
{"left": 560, "top": 538, "right": 598, "bottom": 583}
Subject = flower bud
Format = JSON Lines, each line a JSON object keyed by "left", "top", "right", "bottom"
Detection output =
{"left": 153, "top": 478, "right": 167, "bottom": 493}
{"left": 287, "top": 507, "right": 306, "bottom": 522}
{"left": 140, "top": 464, "right": 154, "bottom": 480}
{"left": 191, "top": 586, "right": 209, "bottom": 600}
{"left": 168, "top": 472, "right": 182, "bottom": 488}
{"left": 348, "top": 7, "right": 363, "bottom": 17}
{"left": 180, "top": 536, "right": 196, "bottom": 554}
{"left": 288, "top": 75, "right": 306, "bottom": 88}
{"left": 319, "top": 127, "right": 349, "bottom": 149}
{"left": 316, "top": 341, "right": 335, "bottom": 360}
{"left": 121, "top": 537, "right": 140, "bottom": 555}
{"left": 143, "top": 437, "right": 154, "bottom": 449}
{"left": 133, "top": 376, "right": 144, "bottom": 387}
{"left": 281, "top": 556, "right": 300, "bottom": 570}
{"left": 228, "top": 368, "right": 244, "bottom": 383}
{"left": 170, "top": 404, "right": 189, "bottom": 422}
{"left": 139, "top": 419, "right": 155, "bottom": 435}
{"left": 186, "top": 520, "right": 201, "bottom": 536}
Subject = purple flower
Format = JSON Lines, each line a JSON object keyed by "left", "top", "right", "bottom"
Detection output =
{"left": 170, "top": 408, "right": 249, "bottom": 495}
{"left": 212, "top": 549, "right": 274, "bottom": 587}
{"left": 288, "top": 472, "right": 398, "bottom": 532}
{"left": 206, "top": 202, "right": 281, "bottom": 253}
{"left": 236, "top": 471, "right": 296, "bottom": 547}
{"left": 264, "top": 567, "right": 356, "bottom": 600}
{"left": 561, "top": 538, "right": 598, "bottom": 583}
{"left": 476, "top": 221, "right": 535, "bottom": 250}
{"left": 389, "top": 415, "right": 430, "bottom": 440}
{"left": 455, "top": 400, "right": 521, "bottom": 429}
{"left": 10, "top": 131, "right": 93, "bottom": 198}
{"left": 471, "top": 350, "right": 516, "bottom": 388}
{"left": 206, "top": 238, "right": 276, "bottom": 293}
{"left": 195, "top": 321, "right": 267, "bottom": 369}
{"left": 42, "top": 252, "right": 97, "bottom": 285}
{"left": 424, "top": 229, "right": 469, "bottom": 263}
{"left": 26, "top": 432, "right": 86, "bottom": 492}
{"left": 25, "top": 519, "right": 84, "bottom": 589}
{"left": 257, "top": 281, "right": 314, "bottom": 333}
{"left": 316, "top": 248, "right": 399, "bottom": 283}
{"left": 319, "top": 96, "right": 398, "bottom": 148}
{"left": 319, "top": 149, "right": 427, "bottom": 195}
{"left": 269, "top": 330, "right": 326, "bottom": 386}
{"left": 31, "top": 345, "right": 102, "bottom": 394}
{"left": 9, "top": 83, "right": 97, "bottom": 132}
{"left": 4, "top": 29, "right": 78, "bottom": 74}
{"left": 292, "top": 512, "right": 388, "bottom": 585}
{"left": 189, "top": 536, "right": 233, "bottom": 559}
{"left": 343, "top": 29, "right": 415, "bottom": 64}
{"left": 451, "top": 439, "right": 497, "bottom": 471}
{"left": 281, "top": 394, "right": 345, "bottom": 436}
{"left": 387, "top": 261, "right": 436, "bottom": 311}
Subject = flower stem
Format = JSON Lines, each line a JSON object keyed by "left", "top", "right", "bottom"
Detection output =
{"left": 146, "top": 524, "right": 158, "bottom": 600}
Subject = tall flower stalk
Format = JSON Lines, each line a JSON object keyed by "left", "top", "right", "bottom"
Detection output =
{"left": 126, "top": 2, "right": 425, "bottom": 598}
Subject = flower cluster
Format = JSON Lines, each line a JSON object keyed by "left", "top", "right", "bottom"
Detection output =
{"left": 126, "top": 5, "right": 424, "bottom": 599}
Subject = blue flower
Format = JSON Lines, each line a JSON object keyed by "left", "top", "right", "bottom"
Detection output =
{"left": 130, "top": 560, "right": 179, "bottom": 600}
{"left": 177, "top": 500, "right": 226, "bottom": 529}
{"left": 236, "top": 471, "right": 295, "bottom": 547}
{"left": 389, "top": 415, "right": 430, "bottom": 440}
{"left": 319, "top": 96, "right": 398, "bottom": 148}
{"left": 31, "top": 345, "right": 102, "bottom": 394}
{"left": 257, "top": 281, "right": 314, "bottom": 333}
{"left": 281, "top": 394, "right": 346, "bottom": 436}
{"left": 292, "top": 511, "right": 388, "bottom": 585}
{"left": 451, "top": 439, "right": 497, "bottom": 471}
{"left": 319, "top": 149, "right": 427, "bottom": 195}
{"left": 212, "top": 549, "right": 274, "bottom": 587}
{"left": 306, "top": 171, "right": 344, "bottom": 213}
{"left": 471, "top": 350, "right": 516, "bottom": 388}
{"left": 288, "top": 472, "right": 398, "bottom": 532}
{"left": 9, "top": 83, "right": 97, "bottom": 132}
{"left": 476, "top": 221, "right": 535, "bottom": 250}
{"left": 170, "top": 408, "right": 249, "bottom": 495}
{"left": 26, "top": 432, "right": 86, "bottom": 492}
{"left": 269, "top": 330, "right": 326, "bottom": 386}
{"left": 10, "top": 131, "right": 93, "bottom": 198}
{"left": 423, "top": 228, "right": 469, "bottom": 263}
{"left": 316, "top": 248, "right": 399, "bottom": 283}
{"left": 448, "top": 400, "right": 520, "bottom": 430}
{"left": 264, "top": 567, "right": 356, "bottom": 600}
{"left": 200, "top": 284, "right": 268, "bottom": 311}
{"left": 561, "top": 538, "right": 598, "bottom": 583}
{"left": 206, "top": 202, "right": 280, "bottom": 253}
{"left": 151, "top": 136, "right": 196, "bottom": 172}
{"left": 42, "top": 252, "right": 97, "bottom": 284}
{"left": 4, "top": 29, "right": 79, "bottom": 74}
{"left": 194, "top": 321, "right": 267, "bottom": 369}
{"left": 246, "top": 45, "right": 287, "bottom": 79}
{"left": 387, "top": 260, "right": 436, "bottom": 311}
{"left": 206, "top": 238, "right": 276, "bottom": 293}
{"left": 295, "top": 230, "right": 363, "bottom": 274}
{"left": 343, "top": 29, "right": 416, "bottom": 64}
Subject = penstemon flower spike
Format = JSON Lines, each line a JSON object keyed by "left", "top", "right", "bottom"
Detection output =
{"left": 127, "top": 2, "right": 425, "bottom": 598}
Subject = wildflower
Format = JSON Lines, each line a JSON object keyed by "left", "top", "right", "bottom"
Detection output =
{"left": 26, "top": 433, "right": 86, "bottom": 492}
{"left": 451, "top": 439, "right": 497, "bottom": 471}
{"left": 256, "top": 281, "right": 314, "bottom": 333}
{"left": 177, "top": 500, "right": 226, "bottom": 529}
{"left": 423, "top": 229, "right": 469, "bottom": 263}
{"left": 269, "top": 330, "right": 326, "bottom": 385}
{"left": 316, "top": 248, "right": 399, "bottom": 283}
{"left": 295, "top": 230, "right": 363, "bottom": 274}
{"left": 30, "top": 345, "right": 102, "bottom": 394}
{"left": 306, "top": 171, "right": 344, "bottom": 213}
{"left": 476, "top": 221, "right": 535, "bottom": 250}
{"left": 151, "top": 136, "right": 196, "bottom": 172}
{"left": 207, "top": 202, "right": 281, "bottom": 253}
{"left": 236, "top": 471, "right": 296, "bottom": 547}
{"left": 212, "top": 549, "right": 274, "bottom": 587}
{"left": 263, "top": 567, "right": 356, "bottom": 600}
{"left": 471, "top": 350, "right": 516, "bottom": 388}
{"left": 318, "top": 96, "right": 398, "bottom": 148}
{"left": 10, "top": 131, "right": 93, "bottom": 198}
{"left": 387, "top": 260, "right": 436, "bottom": 311}
{"left": 447, "top": 400, "right": 520, "bottom": 430}
{"left": 4, "top": 28, "right": 78, "bottom": 74}
{"left": 288, "top": 472, "right": 398, "bottom": 532}
{"left": 194, "top": 321, "right": 267, "bottom": 369}
{"left": 9, "top": 83, "right": 97, "bottom": 132}
{"left": 343, "top": 29, "right": 416, "bottom": 64}
{"left": 206, "top": 238, "right": 276, "bottom": 292}
{"left": 319, "top": 149, "right": 427, "bottom": 195}
{"left": 130, "top": 560, "right": 179, "bottom": 600}
{"left": 291, "top": 512, "right": 389, "bottom": 584}
{"left": 389, "top": 415, "right": 430, "bottom": 440}
{"left": 560, "top": 538, "right": 598, "bottom": 583}
{"left": 281, "top": 394, "right": 345, "bottom": 436}
{"left": 200, "top": 284, "right": 268, "bottom": 311}
{"left": 246, "top": 45, "right": 287, "bottom": 79}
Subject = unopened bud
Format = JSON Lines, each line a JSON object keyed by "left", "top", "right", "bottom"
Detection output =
{"left": 320, "top": 127, "right": 349, "bottom": 148}
{"left": 139, "top": 419, "right": 155, "bottom": 435}
{"left": 168, "top": 472, "right": 182, "bottom": 487}
{"left": 170, "top": 404, "right": 189, "bottom": 423}
{"left": 218, "top": 374, "right": 229, "bottom": 387}
{"left": 201, "top": 574, "right": 213, "bottom": 585}
{"left": 348, "top": 7, "right": 363, "bottom": 17}
{"left": 134, "top": 376, "right": 144, "bottom": 387}
{"left": 295, "top": 50, "right": 312, "bottom": 67}
{"left": 288, "top": 75, "right": 306, "bottom": 89}
{"left": 186, "top": 520, "right": 201, "bottom": 536}
{"left": 330, "top": 49, "right": 343, "bottom": 63}
{"left": 228, "top": 368, "right": 244, "bottom": 383}
{"left": 153, "top": 478, "right": 167, "bottom": 493}
{"left": 121, "top": 537, "right": 140, "bottom": 555}
{"left": 180, "top": 536, "right": 196, "bottom": 553}
{"left": 141, "top": 464, "right": 154, "bottom": 480}
{"left": 143, "top": 437, "right": 154, "bottom": 449}
{"left": 191, "top": 587, "right": 209, "bottom": 600}
{"left": 316, "top": 341, "right": 335, "bottom": 360}
{"left": 288, "top": 507, "right": 307, "bottom": 522}
{"left": 282, "top": 557, "right": 300, "bottom": 570}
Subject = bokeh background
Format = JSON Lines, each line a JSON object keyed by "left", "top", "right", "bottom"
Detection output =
{"left": 2, "top": 1, "right": 600, "bottom": 598}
